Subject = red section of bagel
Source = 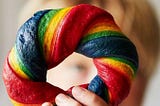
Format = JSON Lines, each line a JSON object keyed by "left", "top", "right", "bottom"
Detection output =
{"left": 49, "top": 4, "right": 112, "bottom": 68}
{"left": 3, "top": 57, "right": 65, "bottom": 104}
{"left": 94, "top": 59, "right": 131, "bottom": 105}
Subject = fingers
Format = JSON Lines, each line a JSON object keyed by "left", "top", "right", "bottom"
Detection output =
{"left": 42, "top": 86, "right": 109, "bottom": 106}
{"left": 55, "top": 93, "right": 82, "bottom": 106}
{"left": 42, "top": 93, "right": 82, "bottom": 106}
{"left": 72, "top": 86, "right": 108, "bottom": 106}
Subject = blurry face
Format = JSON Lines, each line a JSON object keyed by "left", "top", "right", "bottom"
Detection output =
{"left": 47, "top": 53, "right": 97, "bottom": 90}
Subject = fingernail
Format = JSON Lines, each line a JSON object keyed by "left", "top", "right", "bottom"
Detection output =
{"left": 72, "top": 86, "right": 85, "bottom": 97}
{"left": 55, "top": 93, "right": 67, "bottom": 105}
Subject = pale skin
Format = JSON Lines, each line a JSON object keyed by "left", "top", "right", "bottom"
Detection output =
{"left": 42, "top": 86, "right": 109, "bottom": 106}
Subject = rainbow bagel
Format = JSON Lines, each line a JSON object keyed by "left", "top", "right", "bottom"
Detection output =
{"left": 3, "top": 4, "right": 138, "bottom": 106}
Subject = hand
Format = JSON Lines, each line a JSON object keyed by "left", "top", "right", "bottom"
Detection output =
{"left": 42, "top": 86, "right": 109, "bottom": 106}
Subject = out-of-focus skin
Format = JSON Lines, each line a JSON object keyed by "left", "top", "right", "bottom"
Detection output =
{"left": 47, "top": 53, "right": 97, "bottom": 90}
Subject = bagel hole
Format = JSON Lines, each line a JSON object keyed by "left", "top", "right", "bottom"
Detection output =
{"left": 47, "top": 52, "right": 97, "bottom": 90}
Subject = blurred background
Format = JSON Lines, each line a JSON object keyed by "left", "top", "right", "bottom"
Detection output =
{"left": 0, "top": 0, "right": 159, "bottom": 106}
